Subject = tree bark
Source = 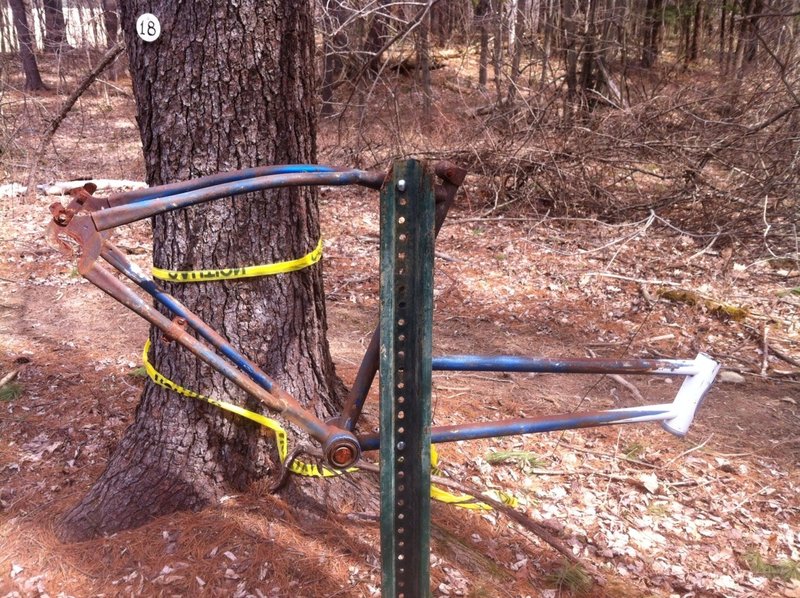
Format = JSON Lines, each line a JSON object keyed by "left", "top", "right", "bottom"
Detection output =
{"left": 539, "top": 0, "right": 553, "bottom": 87}
{"left": 59, "top": 0, "right": 341, "bottom": 542}
{"left": 688, "top": 0, "right": 702, "bottom": 62}
{"left": 0, "top": 6, "right": 10, "bottom": 54}
{"left": 506, "top": 0, "right": 527, "bottom": 105}
{"left": 561, "top": 0, "right": 579, "bottom": 99}
{"left": 363, "top": 0, "right": 390, "bottom": 74}
{"left": 101, "top": 0, "right": 119, "bottom": 47}
{"left": 320, "top": 0, "right": 348, "bottom": 116}
{"left": 719, "top": 0, "right": 726, "bottom": 65}
{"left": 9, "top": 0, "right": 46, "bottom": 90}
{"left": 492, "top": 0, "right": 504, "bottom": 103}
{"left": 580, "top": 0, "right": 598, "bottom": 99}
{"left": 476, "top": 0, "right": 490, "bottom": 89}
{"left": 417, "top": 8, "right": 432, "bottom": 122}
{"left": 43, "top": 0, "right": 67, "bottom": 52}
{"left": 641, "top": 0, "right": 664, "bottom": 67}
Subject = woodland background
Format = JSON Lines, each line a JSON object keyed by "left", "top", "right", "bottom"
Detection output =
{"left": 1, "top": 0, "right": 799, "bottom": 596}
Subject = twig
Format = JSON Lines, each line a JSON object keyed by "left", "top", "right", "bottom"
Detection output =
{"left": 313, "top": 450, "right": 599, "bottom": 579}
{"left": 608, "top": 374, "right": 645, "bottom": 402}
{"left": 556, "top": 442, "right": 657, "bottom": 468}
{"left": 760, "top": 323, "right": 770, "bottom": 377}
{"left": 340, "top": 0, "right": 441, "bottom": 109}
{"left": 744, "top": 324, "right": 800, "bottom": 369}
{"left": 37, "top": 179, "right": 146, "bottom": 195}
{"left": 0, "top": 370, "right": 19, "bottom": 389}
{"left": 686, "top": 228, "right": 721, "bottom": 262}
{"left": 583, "top": 272, "right": 681, "bottom": 287}
{"left": 25, "top": 42, "right": 126, "bottom": 200}
{"left": 586, "top": 348, "right": 645, "bottom": 402}
{"left": 433, "top": 475, "right": 597, "bottom": 575}
{"left": 452, "top": 215, "right": 551, "bottom": 224}
{"left": 659, "top": 434, "right": 713, "bottom": 470}
{"left": 461, "top": 374, "right": 513, "bottom": 384}
{"left": 725, "top": 485, "right": 773, "bottom": 514}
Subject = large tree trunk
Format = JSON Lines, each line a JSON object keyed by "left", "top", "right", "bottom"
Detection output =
{"left": 59, "top": 0, "right": 341, "bottom": 542}
{"left": 9, "top": 0, "right": 46, "bottom": 91}
{"left": 42, "top": 0, "right": 67, "bottom": 52}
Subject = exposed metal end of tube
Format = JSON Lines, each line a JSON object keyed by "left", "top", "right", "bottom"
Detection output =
{"left": 661, "top": 353, "right": 720, "bottom": 437}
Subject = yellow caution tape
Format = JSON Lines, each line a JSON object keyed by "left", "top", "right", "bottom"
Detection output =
{"left": 431, "top": 445, "right": 519, "bottom": 510}
{"left": 142, "top": 340, "right": 349, "bottom": 478}
{"left": 141, "top": 340, "right": 518, "bottom": 508}
{"left": 152, "top": 238, "right": 323, "bottom": 282}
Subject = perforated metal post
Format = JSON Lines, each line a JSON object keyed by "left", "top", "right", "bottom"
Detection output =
{"left": 379, "top": 160, "right": 435, "bottom": 598}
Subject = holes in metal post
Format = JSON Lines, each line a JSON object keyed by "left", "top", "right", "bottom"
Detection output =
{"left": 394, "top": 199, "right": 417, "bottom": 594}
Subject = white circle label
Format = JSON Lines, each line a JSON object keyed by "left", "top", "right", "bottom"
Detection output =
{"left": 136, "top": 13, "right": 161, "bottom": 43}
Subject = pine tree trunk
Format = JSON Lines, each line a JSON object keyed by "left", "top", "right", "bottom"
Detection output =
{"left": 58, "top": 0, "right": 342, "bottom": 542}
{"left": 9, "top": 0, "right": 46, "bottom": 90}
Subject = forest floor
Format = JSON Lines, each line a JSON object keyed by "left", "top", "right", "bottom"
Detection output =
{"left": 1, "top": 54, "right": 799, "bottom": 598}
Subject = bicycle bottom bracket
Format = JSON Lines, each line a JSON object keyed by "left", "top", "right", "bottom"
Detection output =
{"left": 322, "top": 432, "right": 361, "bottom": 468}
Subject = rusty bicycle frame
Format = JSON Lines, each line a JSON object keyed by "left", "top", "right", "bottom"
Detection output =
{"left": 48, "top": 161, "right": 720, "bottom": 474}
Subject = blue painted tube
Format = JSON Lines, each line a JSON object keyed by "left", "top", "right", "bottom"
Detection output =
{"left": 100, "top": 244, "right": 275, "bottom": 392}
{"left": 142, "top": 280, "right": 275, "bottom": 392}
{"left": 93, "top": 170, "right": 375, "bottom": 231}
{"left": 108, "top": 164, "right": 339, "bottom": 205}
{"left": 432, "top": 355, "right": 699, "bottom": 375}
{"left": 358, "top": 405, "right": 674, "bottom": 451}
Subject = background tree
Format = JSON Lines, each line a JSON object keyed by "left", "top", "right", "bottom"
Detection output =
{"left": 9, "top": 0, "right": 45, "bottom": 90}
{"left": 42, "top": 0, "right": 67, "bottom": 52}
{"left": 641, "top": 0, "right": 664, "bottom": 66}
{"left": 101, "top": 0, "right": 120, "bottom": 48}
{"left": 59, "top": 0, "right": 342, "bottom": 541}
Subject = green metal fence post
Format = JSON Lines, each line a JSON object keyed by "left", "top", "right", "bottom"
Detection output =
{"left": 379, "top": 159, "right": 435, "bottom": 598}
